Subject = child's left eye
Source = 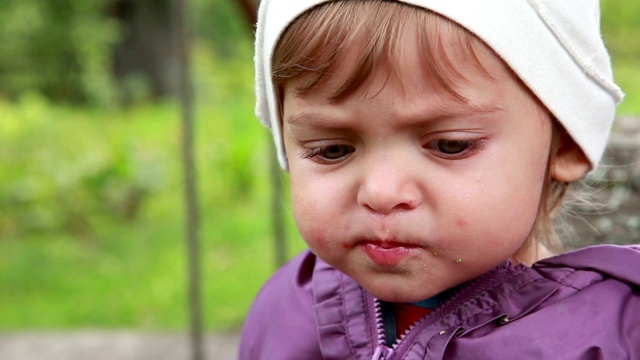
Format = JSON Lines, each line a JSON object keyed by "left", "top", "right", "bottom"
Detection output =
{"left": 425, "top": 139, "right": 484, "bottom": 157}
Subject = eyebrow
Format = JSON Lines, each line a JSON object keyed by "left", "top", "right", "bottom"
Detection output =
{"left": 286, "top": 112, "right": 346, "bottom": 129}
{"left": 286, "top": 103, "right": 503, "bottom": 129}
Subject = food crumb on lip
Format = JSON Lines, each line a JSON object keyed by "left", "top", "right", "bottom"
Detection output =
{"left": 345, "top": 239, "right": 423, "bottom": 250}
{"left": 362, "top": 241, "right": 419, "bottom": 249}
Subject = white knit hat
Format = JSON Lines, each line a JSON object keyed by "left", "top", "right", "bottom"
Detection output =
{"left": 255, "top": 0, "right": 624, "bottom": 170}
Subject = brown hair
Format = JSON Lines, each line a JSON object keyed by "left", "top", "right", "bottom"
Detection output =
{"left": 272, "top": 0, "right": 569, "bottom": 262}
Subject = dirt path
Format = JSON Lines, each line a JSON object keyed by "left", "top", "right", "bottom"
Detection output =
{"left": 0, "top": 331, "right": 239, "bottom": 360}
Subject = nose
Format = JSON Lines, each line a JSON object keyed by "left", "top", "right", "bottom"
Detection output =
{"left": 356, "top": 154, "right": 423, "bottom": 215}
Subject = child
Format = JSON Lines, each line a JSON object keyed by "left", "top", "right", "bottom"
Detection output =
{"left": 240, "top": 0, "right": 640, "bottom": 359}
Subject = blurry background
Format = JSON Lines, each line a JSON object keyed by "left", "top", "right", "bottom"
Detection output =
{"left": 0, "top": 0, "right": 302, "bottom": 336}
{"left": 0, "top": 0, "right": 638, "bottom": 356}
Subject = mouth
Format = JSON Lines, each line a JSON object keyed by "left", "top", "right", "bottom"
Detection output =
{"left": 358, "top": 240, "right": 421, "bottom": 267}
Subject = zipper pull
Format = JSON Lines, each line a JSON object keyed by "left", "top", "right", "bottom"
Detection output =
{"left": 372, "top": 345, "right": 394, "bottom": 360}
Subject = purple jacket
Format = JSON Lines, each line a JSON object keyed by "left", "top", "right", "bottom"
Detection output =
{"left": 239, "top": 245, "right": 640, "bottom": 359}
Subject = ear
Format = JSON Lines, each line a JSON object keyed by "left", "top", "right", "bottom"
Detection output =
{"left": 550, "top": 133, "right": 591, "bottom": 183}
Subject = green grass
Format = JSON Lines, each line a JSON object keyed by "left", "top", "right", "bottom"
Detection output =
{"left": 0, "top": 208, "right": 304, "bottom": 330}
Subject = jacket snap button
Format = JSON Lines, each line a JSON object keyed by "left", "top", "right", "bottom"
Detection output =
{"left": 499, "top": 316, "right": 510, "bottom": 325}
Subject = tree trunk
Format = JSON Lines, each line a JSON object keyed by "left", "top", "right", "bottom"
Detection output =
{"left": 110, "top": 0, "right": 179, "bottom": 102}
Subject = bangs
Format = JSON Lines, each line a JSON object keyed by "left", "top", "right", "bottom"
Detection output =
{"left": 272, "top": 0, "right": 492, "bottom": 102}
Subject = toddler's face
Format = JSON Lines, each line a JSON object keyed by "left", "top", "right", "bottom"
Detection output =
{"left": 281, "top": 32, "right": 553, "bottom": 303}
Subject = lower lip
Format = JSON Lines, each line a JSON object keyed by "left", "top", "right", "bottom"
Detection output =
{"left": 361, "top": 243, "right": 414, "bottom": 267}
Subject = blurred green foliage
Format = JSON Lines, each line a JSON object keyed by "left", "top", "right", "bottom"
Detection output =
{"left": 601, "top": 0, "right": 640, "bottom": 60}
{"left": 191, "top": 0, "right": 253, "bottom": 59}
{"left": 0, "top": 0, "right": 251, "bottom": 104}
{"left": 0, "top": 38, "right": 266, "bottom": 239}
{"left": 601, "top": 0, "right": 640, "bottom": 114}
{"left": 0, "top": 94, "right": 168, "bottom": 237}
{"left": 0, "top": 42, "right": 306, "bottom": 329}
{"left": 0, "top": 0, "right": 119, "bottom": 104}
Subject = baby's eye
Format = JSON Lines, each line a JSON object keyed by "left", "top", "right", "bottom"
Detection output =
{"left": 425, "top": 139, "right": 484, "bottom": 157}
{"left": 301, "top": 145, "right": 354, "bottom": 163}
{"left": 430, "top": 139, "right": 469, "bottom": 154}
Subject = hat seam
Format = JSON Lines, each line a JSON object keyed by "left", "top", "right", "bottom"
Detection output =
{"left": 527, "top": 0, "right": 624, "bottom": 103}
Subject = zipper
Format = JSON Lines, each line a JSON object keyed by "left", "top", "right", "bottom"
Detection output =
{"left": 367, "top": 262, "right": 521, "bottom": 359}
{"left": 367, "top": 293, "right": 387, "bottom": 356}
{"left": 368, "top": 292, "right": 397, "bottom": 359}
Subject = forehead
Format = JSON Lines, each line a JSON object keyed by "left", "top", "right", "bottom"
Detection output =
{"left": 283, "top": 34, "right": 521, "bottom": 125}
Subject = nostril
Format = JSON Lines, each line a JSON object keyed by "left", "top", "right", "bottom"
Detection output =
{"left": 404, "top": 199, "right": 419, "bottom": 208}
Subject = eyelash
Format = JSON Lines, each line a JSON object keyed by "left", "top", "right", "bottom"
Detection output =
{"left": 300, "top": 145, "right": 354, "bottom": 163}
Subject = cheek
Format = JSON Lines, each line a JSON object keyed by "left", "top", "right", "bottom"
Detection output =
{"left": 448, "top": 171, "right": 542, "bottom": 240}
{"left": 289, "top": 177, "right": 342, "bottom": 246}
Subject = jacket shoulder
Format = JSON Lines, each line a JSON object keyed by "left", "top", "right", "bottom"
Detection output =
{"left": 443, "top": 245, "right": 640, "bottom": 359}
{"left": 494, "top": 245, "right": 640, "bottom": 358}
{"left": 533, "top": 244, "right": 640, "bottom": 286}
{"left": 238, "top": 250, "right": 323, "bottom": 360}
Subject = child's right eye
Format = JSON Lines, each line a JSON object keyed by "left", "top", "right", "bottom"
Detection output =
{"left": 300, "top": 145, "right": 354, "bottom": 163}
